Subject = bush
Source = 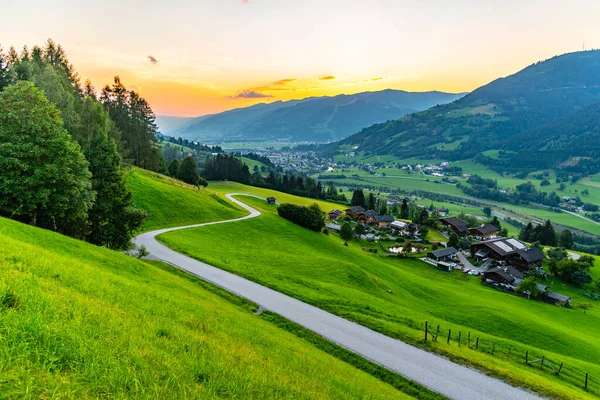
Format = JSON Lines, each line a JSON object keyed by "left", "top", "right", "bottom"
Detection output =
{"left": 277, "top": 203, "right": 325, "bottom": 232}
{"left": 322, "top": 228, "right": 329, "bottom": 235}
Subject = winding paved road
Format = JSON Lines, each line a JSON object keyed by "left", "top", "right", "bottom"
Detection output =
{"left": 133, "top": 194, "right": 541, "bottom": 400}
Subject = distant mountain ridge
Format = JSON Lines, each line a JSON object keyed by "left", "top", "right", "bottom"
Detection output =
{"left": 169, "top": 89, "right": 465, "bottom": 142}
{"left": 328, "top": 50, "right": 600, "bottom": 172}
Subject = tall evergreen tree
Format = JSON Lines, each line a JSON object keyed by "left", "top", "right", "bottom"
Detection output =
{"left": 519, "top": 222, "right": 534, "bottom": 242}
{"left": 168, "top": 158, "right": 181, "bottom": 177}
{"left": 0, "top": 45, "right": 8, "bottom": 91}
{"left": 178, "top": 156, "right": 200, "bottom": 186}
{"left": 539, "top": 220, "right": 557, "bottom": 246}
{"left": 400, "top": 198, "right": 409, "bottom": 219}
{"left": 367, "top": 192, "right": 376, "bottom": 210}
{"left": 559, "top": 229, "right": 574, "bottom": 250}
{"left": 79, "top": 97, "right": 147, "bottom": 249}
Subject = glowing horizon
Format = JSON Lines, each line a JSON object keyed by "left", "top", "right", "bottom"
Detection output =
{"left": 2, "top": 0, "right": 600, "bottom": 117}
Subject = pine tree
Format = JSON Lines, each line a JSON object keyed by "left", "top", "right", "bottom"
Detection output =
{"left": 519, "top": 222, "right": 534, "bottom": 242}
{"left": 178, "top": 157, "right": 200, "bottom": 186}
{"left": 168, "top": 159, "right": 181, "bottom": 177}
{"left": 400, "top": 198, "right": 409, "bottom": 219}
{"left": 0, "top": 44, "right": 8, "bottom": 91}
{"left": 367, "top": 193, "right": 376, "bottom": 210}
{"left": 559, "top": 229, "right": 574, "bottom": 250}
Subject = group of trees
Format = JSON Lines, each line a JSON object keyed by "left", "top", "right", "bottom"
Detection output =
{"left": 277, "top": 203, "right": 325, "bottom": 232}
{"left": 0, "top": 40, "right": 156, "bottom": 249}
{"left": 546, "top": 248, "right": 595, "bottom": 286}
{"left": 519, "top": 220, "right": 573, "bottom": 248}
{"left": 167, "top": 157, "right": 208, "bottom": 188}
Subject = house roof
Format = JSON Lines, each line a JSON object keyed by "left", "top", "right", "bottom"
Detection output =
{"left": 267, "top": 197, "right": 276, "bottom": 201}
{"left": 475, "top": 237, "right": 526, "bottom": 256}
{"left": 390, "top": 220, "right": 407, "bottom": 229}
{"left": 474, "top": 250, "right": 489, "bottom": 258}
{"left": 470, "top": 224, "right": 499, "bottom": 234}
{"left": 485, "top": 266, "right": 523, "bottom": 283}
{"left": 328, "top": 209, "right": 343, "bottom": 215}
{"left": 346, "top": 206, "right": 365, "bottom": 213}
{"left": 546, "top": 292, "right": 571, "bottom": 302}
{"left": 364, "top": 210, "right": 378, "bottom": 217}
{"left": 440, "top": 217, "right": 469, "bottom": 232}
{"left": 429, "top": 247, "right": 458, "bottom": 258}
{"left": 516, "top": 247, "right": 545, "bottom": 263}
{"left": 375, "top": 215, "right": 394, "bottom": 222}
{"left": 325, "top": 223, "right": 341, "bottom": 232}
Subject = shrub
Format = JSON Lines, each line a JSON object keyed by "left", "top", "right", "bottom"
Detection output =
{"left": 277, "top": 203, "right": 325, "bottom": 232}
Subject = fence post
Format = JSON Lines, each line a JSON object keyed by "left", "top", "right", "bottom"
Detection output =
{"left": 468, "top": 332, "right": 471, "bottom": 348}
{"left": 475, "top": 337, "right": 479, "bottom": 350}
{"left": 458, "top": 331, "right": 461, "bottom": 347}
{"left": 491, "top": 343, "right": 495, "bottom": 355}
{"left": 526, "top": 350, "right": 529, "bottom": 364}
{"left": 506, "top": 349, "right": 511, "bottom": 361}
{"left": 585, "top": 373, "right": 589, "bottom": 390}
{"left": 425, "top": 321, "right": 428, "bottom": 341}
{"left": 447, "top": 329, "right": 451, "bottom": 344}
{"left": 541, "top": 356, "right": 545, "bottom": 368}
{"left": 435, "top": 325, "right": 440, "bottom": 341}
{"left": 557, "top": 362, "right": 563, "bottom": 375}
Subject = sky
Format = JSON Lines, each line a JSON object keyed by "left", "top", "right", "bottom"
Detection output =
{"left": 2, "top": 0, "right": 600, "bottom": 117}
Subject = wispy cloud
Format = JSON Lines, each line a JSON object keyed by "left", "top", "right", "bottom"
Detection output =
{"left": 273, "top": 78, "right": 296, "bottom": 85}
{"left": 229, "top": 90, "right": 273, "bottom": 99}
{"left": 147, "top": 55, "right": 159, "bottom": 65}
{"left": 319, "top": 75, "right": 336, "bottom": 80}
{"left": 370, "top": 77, "right": 383, "bottom": 81}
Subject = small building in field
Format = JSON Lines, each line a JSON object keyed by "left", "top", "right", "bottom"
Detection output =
{"left": 428, "top": 247, "right": 458, "bottom": 262}
{"left": 267, "top": 197, "right": 277, "bottom": 204}
{"left": 375, "top": 215, "right": 394, "bottom": 228}
{"left": 328, "top": 209, "right": 343, "bottom": 221}
{"left": 439, "top": 216, "right": 469, "bottom": 236}
{"left": 544, "top": 292, "right": 572, "bottom": 307}
{"left": 468, "top": 224, "right": 499, "bottom": 239}
{"left": 325, "top": 223, "right": 341, "bottom": 233}
{"left": 345, "top": 206, "right": 365, "bottom": 219}
{"left": 437, "top": 207, "right": 449, "bottom": 217}
{"left": 483, "top": 266, "right": 523, "bottom": 285}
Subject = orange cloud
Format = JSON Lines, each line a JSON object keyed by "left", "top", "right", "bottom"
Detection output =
{"left": 273, "top": 78, "right": 296, "bottom": 85}
{"left": 319, "top": 75, "right": 336, "bottom": 80}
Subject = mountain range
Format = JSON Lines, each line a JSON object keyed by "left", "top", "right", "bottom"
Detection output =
{"left": 159, "top": 90, "right": 465, "bottom": 143}
{"left": 328, "top": 50, "right": 600, "bottom": 172}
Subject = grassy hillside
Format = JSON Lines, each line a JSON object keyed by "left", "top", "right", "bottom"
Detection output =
{"left": 158, "top": 190, "right": 600, "bottom": 399}
{"left": 126, "top": 167, "right": 245, "bottom": 231}
{"left": 0, "top": 216, "right": 414, "bottom": 399}
{"left": 329, "top": 50, "right": 600, "bottom": 170}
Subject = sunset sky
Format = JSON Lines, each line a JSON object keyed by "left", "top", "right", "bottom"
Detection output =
{"left": 2, "top": 0, "right": 600, "bottom": 117}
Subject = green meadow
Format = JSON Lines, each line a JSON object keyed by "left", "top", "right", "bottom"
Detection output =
{"left": 158, "top": 189, "right": 600, "bottom": 399}
{"left": 0, "top": 215, "right": 414, "bottom": 399}
{"left": 126, "top": 167, "right": 246, "bottom": 231}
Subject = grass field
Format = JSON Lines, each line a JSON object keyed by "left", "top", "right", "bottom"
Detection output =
{"left": 158, "top": 190, "right": 600, "bottom": 399}
{"left": 126, "top": 167, "right": 246, "bottom": 231}
{"left": 0, "top": 215, "right": 416, "bottom": 399}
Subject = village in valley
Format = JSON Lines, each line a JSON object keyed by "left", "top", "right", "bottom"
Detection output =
{"left": 322, "top": 197, "right": 573, "bottom": 307}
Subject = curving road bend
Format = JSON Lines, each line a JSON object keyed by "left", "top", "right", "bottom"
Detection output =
{"left": 133, "top": 194, "right": 541, "bottom": 400}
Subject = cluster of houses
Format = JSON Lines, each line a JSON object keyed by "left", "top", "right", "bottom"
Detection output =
{"left": 559, "top": 196, "right": 585, "bottom": 214}
{"left": 327, "top": 206, "right": 420, "bottom": 236}
{"left": 435, "top": 216, "right": 571, "bottom": 306}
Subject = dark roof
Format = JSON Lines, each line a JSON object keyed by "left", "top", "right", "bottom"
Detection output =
{"left": 429, "top": 247, "right": 458, "bottom": 258}
{"left": 546, "top": 292, "right": 571, "bottom": 302}
{"left": 470, "top": 224, "right": 499, "bottom": 234}
{"left": 474, "top": 250, "right": 489, "bottom": 258}
{"left": 408, "top": 223, "right": 419, "bottom": 229}
{"left": 325, "top": 223, "right": 341, "bottom": 232}
{"left": 474, "top": 237, "right": 529, "bottom": 257}
{"left": 328, "top": 209, "right": 343, "bottom": 215}
{"left": 440, "top": 217, "right": 469, "bottom": 232}
{"left": 485, "top": 266, "right": 523, "bottom": 283}
{"left": 516, "top": 247, "right": 545, "bottom": 263}
{"left": 375, "top": 215, "right": 394, "bottom": 222}
{"left": 346, "top": 206, "right": 365, "bottom": 213}
{"left": 267, "top": 197, "right": 276, "bottom": 201}
{"left": 364, "top": 210, "right": 378, "bottom": 217}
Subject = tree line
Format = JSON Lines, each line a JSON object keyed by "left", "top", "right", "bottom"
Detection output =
{"left": 0, "top": 40, "right": 162, "bottom": 249}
